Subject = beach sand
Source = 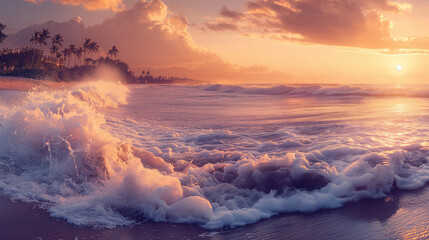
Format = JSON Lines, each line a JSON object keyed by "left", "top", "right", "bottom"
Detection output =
{"left": 0, "top": 184, "right": 427, "bottom": 240}
{"left": 0, "top": 76, "right": 78, "bottom": 91}
{"left": 0, "top": 76, "right": 48, "bottom": 91}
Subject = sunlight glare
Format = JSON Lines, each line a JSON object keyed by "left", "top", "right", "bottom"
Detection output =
{"left": 396, "top": 64, "right": 403, "bottom": 71}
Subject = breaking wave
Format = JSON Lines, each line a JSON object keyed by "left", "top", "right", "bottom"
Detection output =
{"left": 0, "top": 81, "right": 428, "bottom": 230}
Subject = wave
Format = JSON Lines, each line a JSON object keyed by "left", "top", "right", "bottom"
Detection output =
{"left": 0, "top": 81, "right": 428, "bottom": 230}
{"left": 202, "top": 84, "right": 429, "bottom": 98}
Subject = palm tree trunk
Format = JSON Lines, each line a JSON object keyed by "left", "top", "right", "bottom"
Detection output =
{"left": 37, "top": 46, "right": 44, "bottom": 66}
{"left": 31, "top": 48, "right": 36, "bottom": 68}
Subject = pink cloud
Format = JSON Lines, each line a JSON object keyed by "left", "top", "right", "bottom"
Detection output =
{"left": 89, "top": 0, "right": 230, "bottom": 71}
{"left": 24, "top": 0, "right": 125, "bottom": 11}
{"left": 206, "top": 21, "right": 239, "bottom": 31}
{"left": 206, "top": 0, "right": 420, "bottom": 50}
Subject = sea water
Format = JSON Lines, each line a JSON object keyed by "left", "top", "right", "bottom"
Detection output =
{"left": 0, "top": 80, "right": 428, "bottom": 229}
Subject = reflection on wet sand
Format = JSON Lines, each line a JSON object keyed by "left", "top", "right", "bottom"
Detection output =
{"left": 1, "top": 185, "right": 427, "bottom": 240}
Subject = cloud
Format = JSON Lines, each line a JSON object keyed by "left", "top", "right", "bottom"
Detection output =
{"left": 359, "top": 0, "right": 412, "bottom": 13}
{"left": 4, "top": 0, "right": 287, "bottom": 82}
{"left": 84, "top": 0, "right": 291, "bottom": 82}
{"left": 168, "top": 15, "right": 189, "bottom": 32}
{"left": 206, "top": 21, "right": 239, "bottom": 31}
{"left": 220, "top": 6, "right": 244, "bottom": 20}
{"left": 206, "top": 0, "right": 419, "bottom": 50}
{"left": 24, "top": 0, "right": 125, "bottom": 11}
{"left": 87, "top": 0, "right": 232, "bottom": 71}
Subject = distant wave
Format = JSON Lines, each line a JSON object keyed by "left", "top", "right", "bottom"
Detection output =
{"left": 202, "top": 84, "right": 429, "bottom": 98}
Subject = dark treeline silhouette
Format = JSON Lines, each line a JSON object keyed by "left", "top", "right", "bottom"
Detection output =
{"left": 0, "top": 23, "right": 7, "bottom": 43}
{"left": 0, "top": 23, "right": 199, "bottom": 84}
{"left": 133, "top": 72, "right": 199, "bottom": 84}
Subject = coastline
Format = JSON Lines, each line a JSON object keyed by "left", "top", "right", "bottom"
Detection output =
{"left": 0, "top": 76, "right": 73, "bottom": 91}
{"left": 0, "top": 76, "right": 47, "bottom": 90}
{"left": 0, "top": 184, "right": 427, "bottom": 240}
{"left": 0, "top": 76, "right": 202, "bottom": 92}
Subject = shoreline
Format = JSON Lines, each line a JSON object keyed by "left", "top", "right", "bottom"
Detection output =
{"left": 0, "top": 76, "right": 49, "bottom": 90}
{"left": 0, "top": 184, "right": 427, "bottom": 240}
{"left": 0, "top": 76, "right": 203, "bottom": 91}
{"left": 0, "top": 76, "right": 76, "bottom": 91}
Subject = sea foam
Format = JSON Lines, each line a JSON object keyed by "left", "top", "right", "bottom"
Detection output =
{"left": 0, "top": 81, "right": 428, "bottom": 229}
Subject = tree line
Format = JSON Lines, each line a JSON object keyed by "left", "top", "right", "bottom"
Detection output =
{"left": 0, "top": 22, "right": 199, "bottom": 84}
{"left": 28, "top": 28, "right": 119, "bottom": 68}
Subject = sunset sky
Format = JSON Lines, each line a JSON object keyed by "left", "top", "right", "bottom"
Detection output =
{"left": 1, "top": 0, "right": 429, "bottom": 83}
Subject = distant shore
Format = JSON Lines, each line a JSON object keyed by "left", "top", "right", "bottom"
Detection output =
{"left": 0, "top": 75, "right": 201, "bottom": 91}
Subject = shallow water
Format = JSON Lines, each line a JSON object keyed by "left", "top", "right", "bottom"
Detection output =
{"left": 0, "top": 82, "right": 428, "bottom": 231}
{"left": 1, "top": 186, "right": 428, "bottom": 239}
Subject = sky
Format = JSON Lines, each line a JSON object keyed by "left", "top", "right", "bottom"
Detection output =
{"left": 1, "top": 0, "right": 429, "bottom": 84}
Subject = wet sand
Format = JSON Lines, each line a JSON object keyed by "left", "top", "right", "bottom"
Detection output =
{"left": 0, "top": 76, "right": 78, "bottom": 91}
{"left": 0, "top": 184, "right": 427, "bottom": 240}
{"left": 0, "top": 76, "right": 48, "bottom": 90}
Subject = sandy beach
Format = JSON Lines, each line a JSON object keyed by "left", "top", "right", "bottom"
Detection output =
{"left": 0, "top": 76, "right": 49, "bottom": 91}
{"left": 0, "top": 76, "right": 79, "bottom": 91}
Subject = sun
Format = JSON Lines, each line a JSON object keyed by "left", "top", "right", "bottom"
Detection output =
{"left": 396, "top": 64, "right": 403, "bottom": 71}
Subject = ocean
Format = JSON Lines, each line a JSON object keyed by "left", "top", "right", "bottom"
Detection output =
{"left": 0, "top": 80, "right": 428, "bottom": 239}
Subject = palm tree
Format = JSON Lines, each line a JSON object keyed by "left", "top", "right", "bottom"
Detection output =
{"left": 0, "top": 23, "right": 7, "bottom": 43}
{"left": 30, "top": 31, "right": 40, "bottom": 47}
{"left": 88, "top": 41, "right": 99, "bottom": 58}
{"left": 51, "top": 34, "right": 63, "bottom": 47}
{"left": 36, "top": 29, "right": 51, "bottom": 65}
{"left": 62, "top": 47, "right": 72, "bottom": 68}
{"left": 61, "top": 48, "right": 67, "bottom": 67}
{"left": 84, "top": 58, "right": 92, "bottom": 65}
{"left": 51, "top": 34, "right": 64, "bottom": 48}
{"left": 38, "top": 29, "right": 50, "bottom": 53}
{"left": 30, "top": 31, "right": 41, "bottom": 67}
{"left": 56, "top": 52, "right": 63, "bottom": 66}
{"left": 82, "top": 38, "right": 91, "bottom": 62}
{"left": 40, "top": 29, "right": 51, "bottom": 44}
{"left": 75, "top": 47, "right": 83, "bottom": 66}
{"left": 50, "top": 34, "right": 63, "bottom": 63}
{"left": 68, "top": 44, "right": 76, "bottom": 67}
{"left": 50, "top": 44, "right": 59, "bottom": 58}
{"left": 107, "top": 45, "right": 119, "bottom": 59}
